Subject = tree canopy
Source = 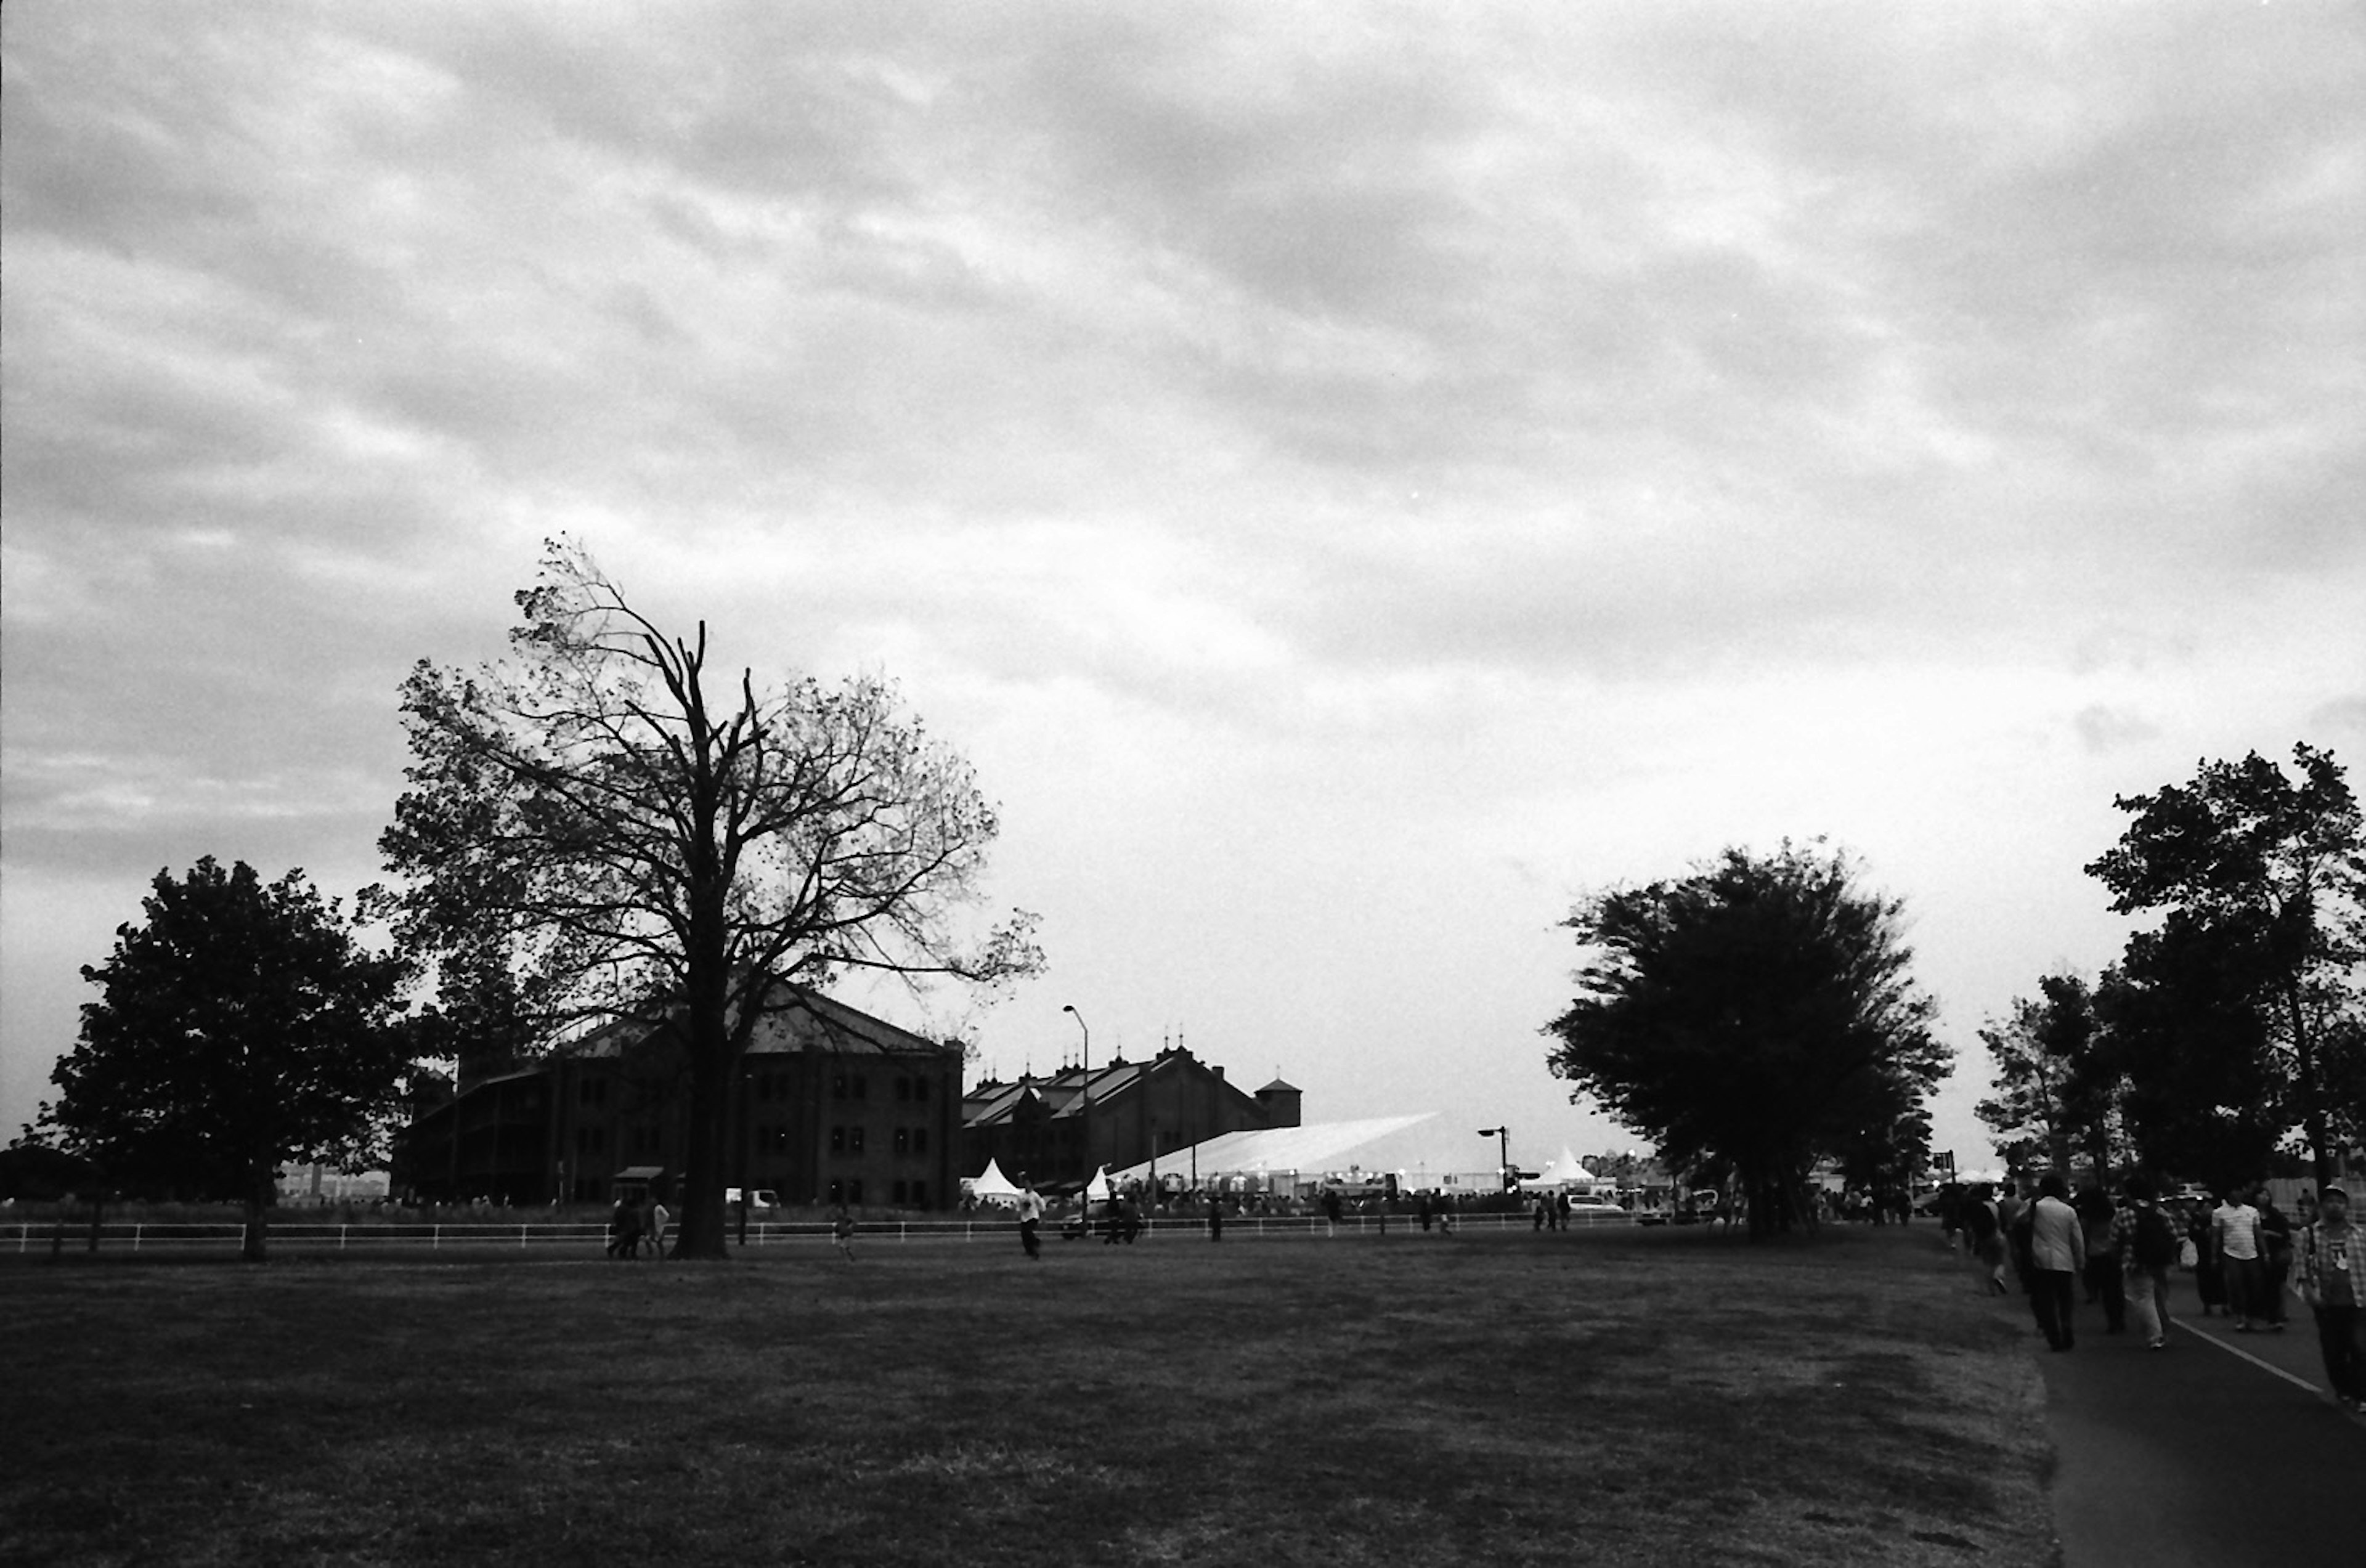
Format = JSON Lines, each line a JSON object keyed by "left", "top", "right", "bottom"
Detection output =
{"left": 380, "top": 540, "right": 1041, "bottom": 1257}
{"left": 35, "top": 857, "right": 416, "bottom": 1259}
{"left": 2086, "top": 742, "right": 2365, "bottom": 1187}
{"left": 1975, "top": 973, "right": 2126, "bottom": 1180}
{"left": 1543, "top": 842, "right": 1945, "bottom": 1238}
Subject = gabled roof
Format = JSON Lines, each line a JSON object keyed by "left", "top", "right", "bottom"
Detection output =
{"left": 962, "top": 1051, "right": 1263, "bottom": 1129}
{"left": 747, "top": 985, "right": 949, "bottom": 1059}
{"left": 556, "top": 981, "right": 951, "bottom": 1062}
{"left": 1257, "top": 1078, "right": 1299, "bottom": 1094}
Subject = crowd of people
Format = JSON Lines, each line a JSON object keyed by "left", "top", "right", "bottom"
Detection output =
{"left": 1934, "top": 1173, "right": 2365, "bottom": 1413}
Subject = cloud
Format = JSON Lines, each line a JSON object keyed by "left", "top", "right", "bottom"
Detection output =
{"left": 2072, "top": 705, "right": 2161, "bottom": 755}
{"left": 3, "top": 1, "right": 2362, "bottom": 1162}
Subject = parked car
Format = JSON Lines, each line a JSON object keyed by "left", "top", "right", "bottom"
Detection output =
{"left": 725, "top": 1187, "right": 781, "bottom": 1210}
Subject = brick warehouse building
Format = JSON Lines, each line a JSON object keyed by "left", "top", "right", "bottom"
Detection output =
{"left": 960, "top": 1044, "right": 1300, "bottom": 1193}
{"left": 392, "top": 986, "right": 964, "bottom": 1209}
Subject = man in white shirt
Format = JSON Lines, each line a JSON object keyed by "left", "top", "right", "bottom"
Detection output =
{"left": 2213, "top": 1188, "right": 2266, "bottom": 1330}
{"left": 1015, "top": 1182, "right": 1045, "bottom": 1260}
{"left": 2028, "top": 1172, "right": 2088, "bottom": 1351}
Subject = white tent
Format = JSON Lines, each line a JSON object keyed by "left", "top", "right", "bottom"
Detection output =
{"left": 964, "top": 1158, "right": 1025, "bottom": 1206}
{"left": 1086, "top": 1165, "right": 1114, "bottom": 1201}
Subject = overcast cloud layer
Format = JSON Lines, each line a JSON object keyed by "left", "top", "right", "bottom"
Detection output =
{"left": 5, "top": 1, "right": 2362, "bottom": 1171}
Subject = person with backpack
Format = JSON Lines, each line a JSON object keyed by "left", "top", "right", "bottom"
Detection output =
{"left": 2295, "top": 1183, "right": 2365, "bottom": 1412}
{"left": 2110, "top": 1174, "right": 2181, "bottom": 1351}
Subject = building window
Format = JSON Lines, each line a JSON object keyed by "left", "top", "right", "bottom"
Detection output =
{"left": 758, "top": 1125, "right": 789, "bottom": 1155}
{"left": 914, "top": 1127, "right": 928, "bottom": 1155}
{"left": 892, "top": 1179, "right": 908, "bottom": 1204}
{"left": 912, "top": 1180, "right": 928, "bottom": 1208}
{"left": 827, "top": 1178, "right": 844, "bottom": 1204}
{"left": 832, "top": 1074, "right": 847, "bottom": 1100}
{"left": 914, "top": 1077, "right": 929, "bottom": 1103}
{"left": 574, "top": 1127, "right": 606, "bottom": 1156}
{"left": 849, "top": 1126, "right": 866, "bottom": 1155}
{"left": 829, "top": 1126, "right": 845, "bottom": 1154}
{"left": 893, "top": 1127, "right": 910, "bottom": 1155}
{"left": 848, "top": 1179, "right": 864, "bottom": 1204}
{"left": 578, "top": 1078, "right": 606, "bottom": 1107}
{"left": 852, "top": 1074, "right": 868, "bottom": 1101}
{"left": 895, "top": 1076, "right": 911, "bottom": 1102}
{"left": 631, "top": 1124, "right": 662, "bottom": 1156}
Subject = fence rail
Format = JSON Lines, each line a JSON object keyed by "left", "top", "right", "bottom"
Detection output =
{"left": 6, "top": 1208, "right": 1637, "bottom": 1257}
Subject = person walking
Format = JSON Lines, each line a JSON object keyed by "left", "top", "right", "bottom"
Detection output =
{"left": 2028, "top": 1174, "right": 2086, "bottom": 1351}
{"left": 831, "top": 1203, "right": 856, "bottom": 1262}
{"left": 2256, "top": 1187, "right": 2294, "bottom": 1330}
{"left": 1015, "top": 1182, "right": 1044, "bottom": 1259}
{"left": 2295, "top": 1183, "right": 2365, "bottom": 1412}
{"left": 1322, "top": 1187, "right": 1344, "bottom": 1238}
{"left": 2213, "top": 1186, "right": 2267, "bottom": 1330}
{"left": 646, "top": 1197, "right": 670, "bottom": 1261}
{"left": 2110, "top": 1175, "right": 2180, "bottom": 1351}
{"left": 1967, "top": 1184, "right": 2008, "bottom": 1294}
{"left": 2075, "top": 1180, "right": 2124, "bottom": 1332}
{"left": 2189, "top": 1198, "right": 2227, "bottom": 1317}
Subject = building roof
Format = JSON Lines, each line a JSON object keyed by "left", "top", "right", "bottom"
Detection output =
{"left": 747, "top": 985, "right": 951, "bottom": 1059}
{"left": 559, "top": 982, "right": 953, "bottom": 1062}
{"left": 1256, "top": 1078, "right": 1299, "bottom": 1094}
{"left": 963, "top": 1049, "right": 1262, "bottom": 1127}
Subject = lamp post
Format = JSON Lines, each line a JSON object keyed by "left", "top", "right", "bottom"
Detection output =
{"left": 1062, "top": 1005, "right": 1090, "bottom": 1198}
{"left": 1478, "top": 1126, "right": 1510, "bottom": 1195}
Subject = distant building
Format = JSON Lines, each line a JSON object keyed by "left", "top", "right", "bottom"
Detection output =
{"left": 961, "top": 1043, "right": 1300, "bottom": 1192}
{"left": 391, "top": 986, "right": 964, "bottom": 1209}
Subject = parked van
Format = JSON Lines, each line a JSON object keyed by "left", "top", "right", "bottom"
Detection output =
{"left": 726, "top": 1187, "right": 781, "bottom": 1210}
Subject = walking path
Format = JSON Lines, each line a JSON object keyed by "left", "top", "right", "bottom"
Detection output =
{"left": 2012, "top": 1278, "right": 2366, "bottom": 1567}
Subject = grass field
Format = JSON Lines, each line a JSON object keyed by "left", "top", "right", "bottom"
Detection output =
{"left": 2, "top": 1222, "right": 2055, "bottom": 1567}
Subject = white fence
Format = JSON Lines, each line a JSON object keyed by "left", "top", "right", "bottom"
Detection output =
{"left": 6, "top": 1208, "right": 1638, "bottom": 1256}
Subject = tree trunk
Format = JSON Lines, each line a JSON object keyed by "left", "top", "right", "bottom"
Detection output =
{"left": 668, "top": 892, "right": 739, "bottom": 1261}
{"left": 242, "top": 1165, "right": 272, "bottom": 1263}
{"left": 672, "top": 1040, "right": 736, "bottom": 1259}
{"left": 2288, "top": 981, "right": 2334, "bottom": 1192}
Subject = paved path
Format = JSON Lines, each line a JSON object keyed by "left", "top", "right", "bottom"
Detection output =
{"left": 2012, "top": 1278, "right": 2366, "bottom": 1566}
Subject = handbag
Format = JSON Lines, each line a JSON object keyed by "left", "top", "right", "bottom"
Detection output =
{"left": 2177, "top": 1237, "right": 2198, "bottom": 1270}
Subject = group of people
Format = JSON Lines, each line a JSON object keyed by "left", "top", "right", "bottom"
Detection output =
{"left": 1940, "top": 1172, "right": 2365, "bottom": 1413}
{"left": 603, "top": 1194, "right": 669, "bottom": 1259}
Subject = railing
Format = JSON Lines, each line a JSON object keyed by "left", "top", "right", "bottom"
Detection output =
{"left": 3, "top": 1206, "right": 1639, "bottom": 1257}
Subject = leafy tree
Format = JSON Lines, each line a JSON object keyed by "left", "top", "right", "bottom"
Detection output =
{"left": 1975, "top": 973, "right": 2126, "bottom": 1181}
{"left": 1543, "top": 842, "right": 1946, "bottom": 1238}
{"left": 380, "top": 540, "right": 1041, "bottom": 1258}
{"left": 1835, "top": 1102, "right": 1930, "bottom": 1213}
{"left": 35, "top": 858, "right": 415, "bottom": 1260}
{"left": 2095, "top": 914, "right": 2288, "bottom": 1185}
{"left": 2086, "top": 743, "right": 2365, "bottom": 1187}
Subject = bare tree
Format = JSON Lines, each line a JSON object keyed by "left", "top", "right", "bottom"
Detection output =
{"left": 381, "top": 540, "right": 1040, "bottom": 1257}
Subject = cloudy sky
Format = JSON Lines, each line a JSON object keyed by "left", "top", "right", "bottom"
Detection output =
{"left": 4, "top": 1, "right": 2361, "bottom": 1176}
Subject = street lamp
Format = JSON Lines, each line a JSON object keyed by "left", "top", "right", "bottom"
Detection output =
{"left": 1478, "top": 1126, "right": 1510, "bottom": 1193}
{"left": 1062, "top": 1005, "right": 1090, "bottom": 1198}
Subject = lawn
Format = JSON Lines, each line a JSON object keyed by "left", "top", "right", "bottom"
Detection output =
{"left": 2, "top": 1221, "right": 2054, "bottom": 1567}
